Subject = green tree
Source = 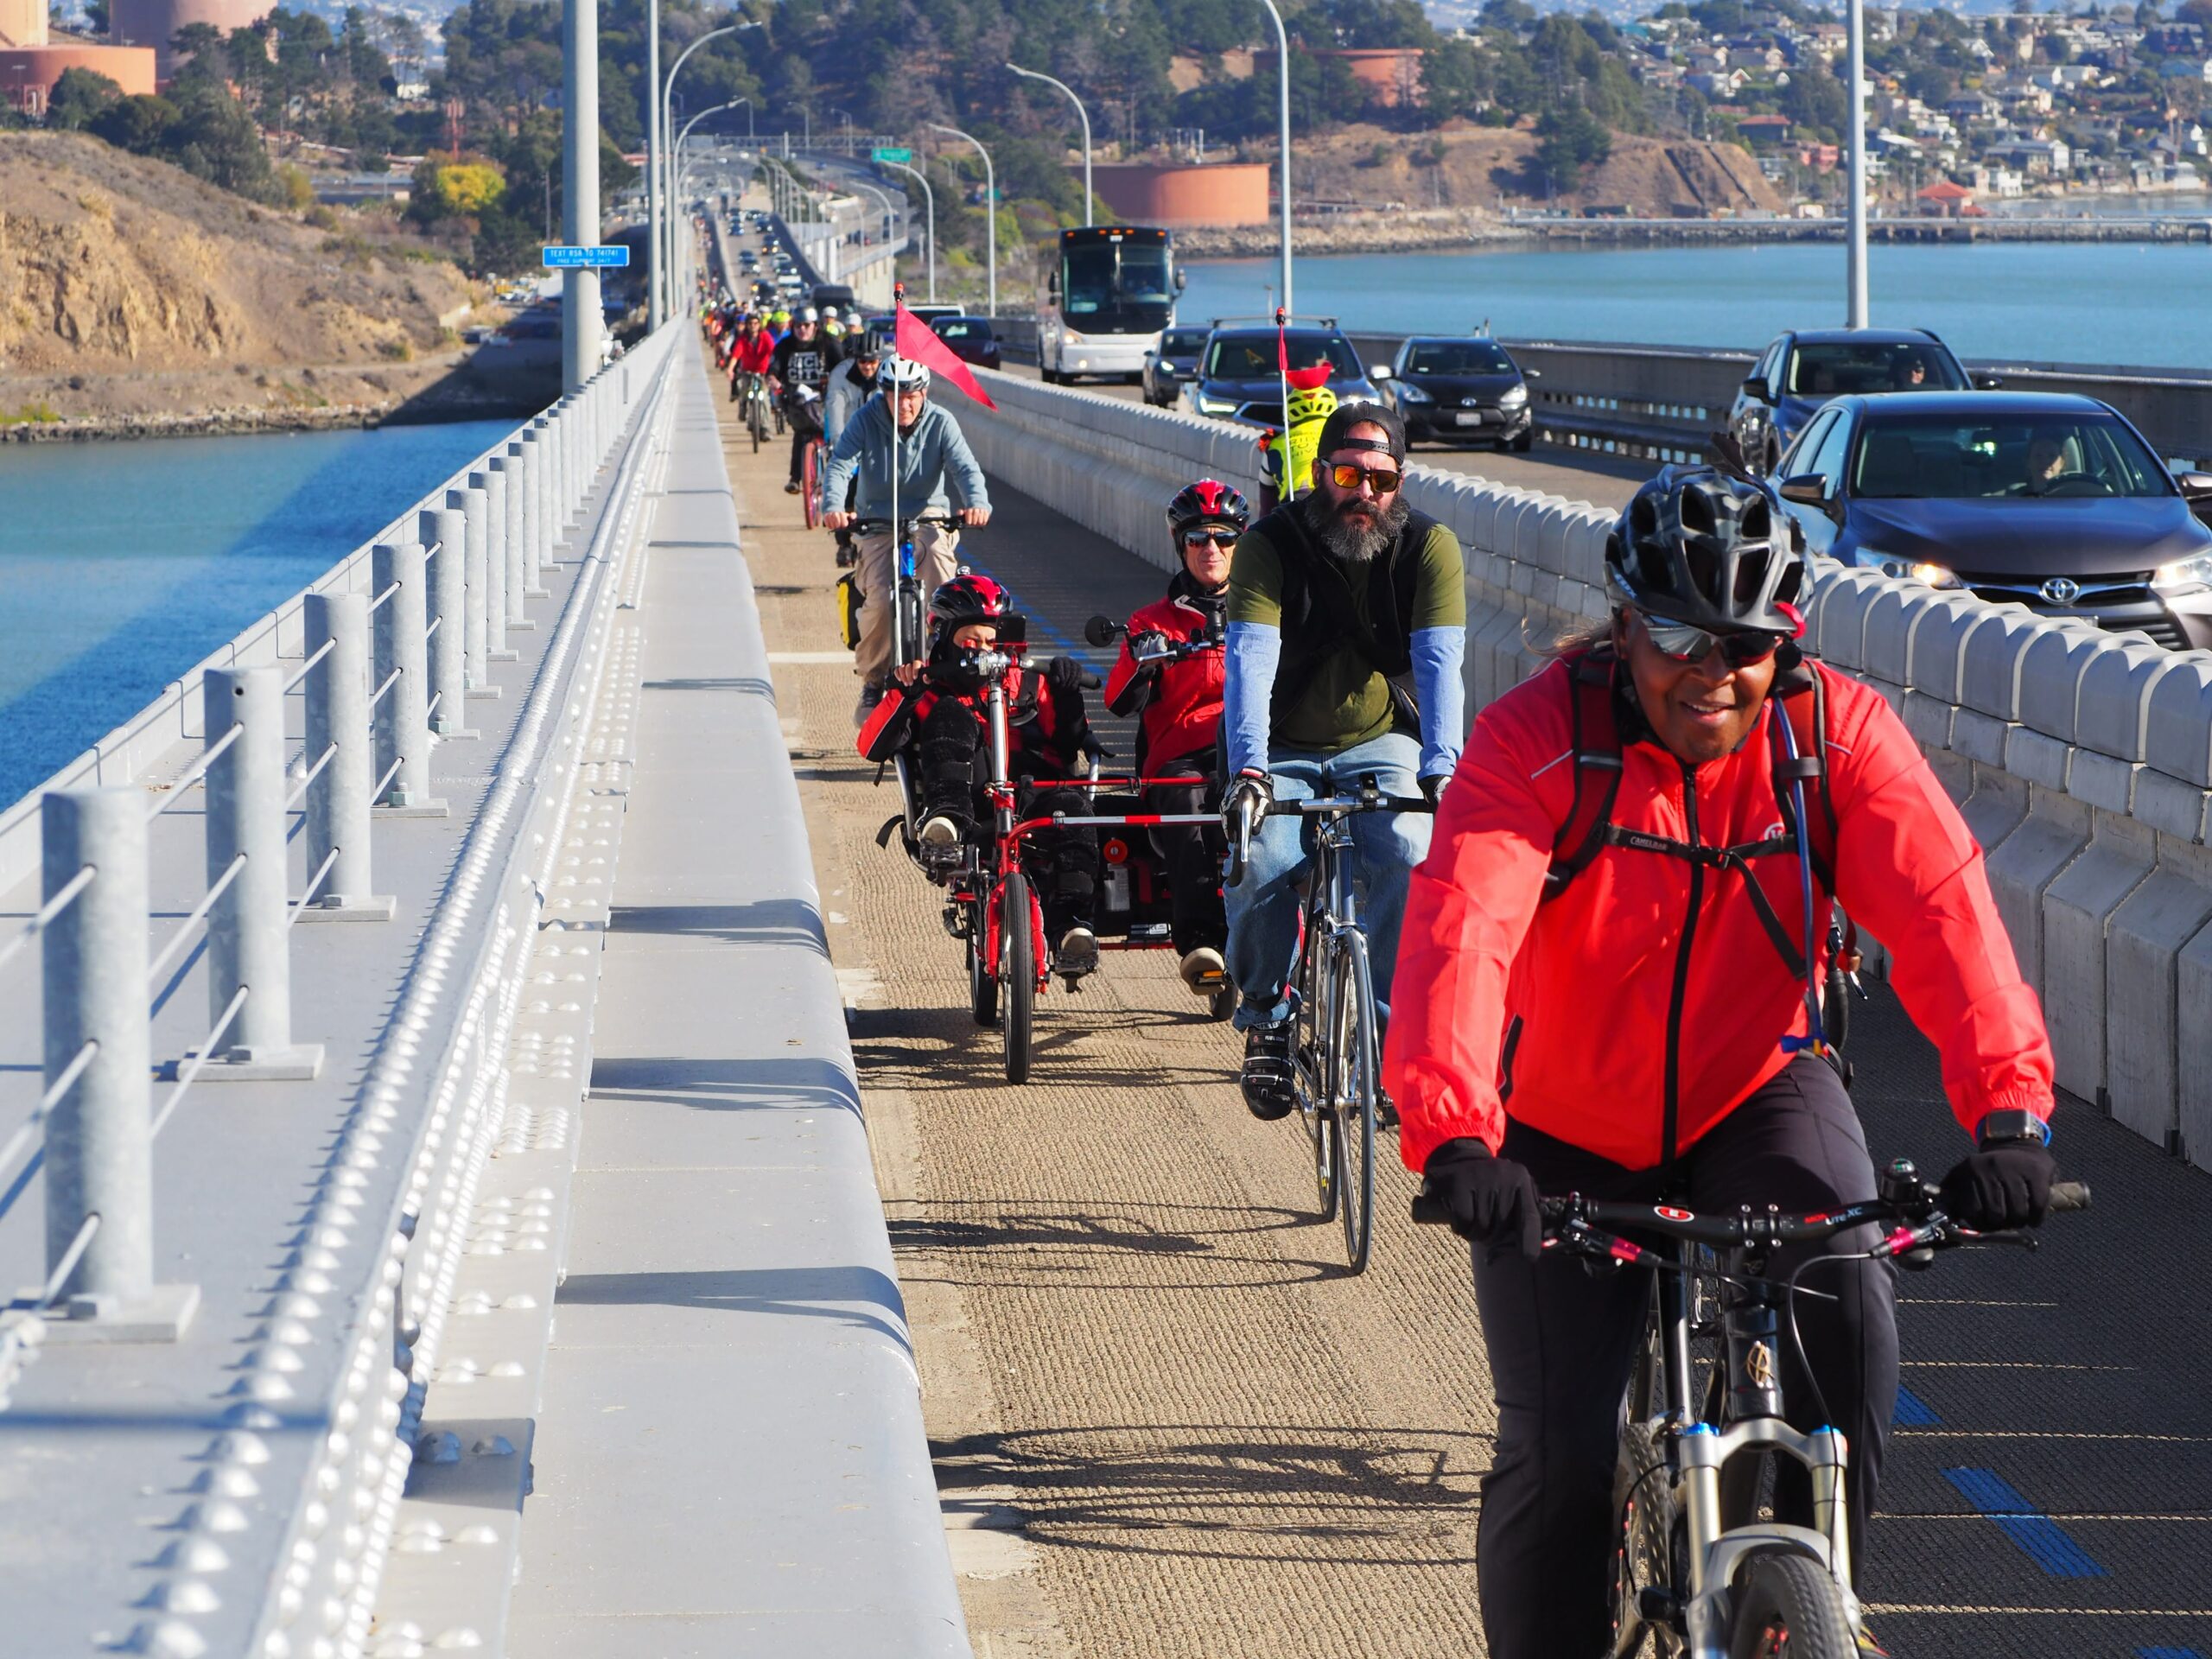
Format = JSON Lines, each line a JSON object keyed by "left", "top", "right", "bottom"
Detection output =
{"left": 1535, "top": 102, "right": 1611, "bottom": 191}
{"left": 45, "top": 66, "right": 124, "bottom": 130}
{"left": 88, "top": 92, "right": 180, "bottom": 153}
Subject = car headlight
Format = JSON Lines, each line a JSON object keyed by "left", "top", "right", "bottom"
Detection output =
{"left": 1853, "top": 549, "right": 1961, "bottom": 588}
{"left": 1499, "top": 384, "right": 1529, "bottom": 409}
{"left": 1396, "top": 382, "right": 1433, "bottom": 404}
{"left": 2154, "top": 553, "right": 2212, "bottom": 592}
{"left": 1198, "top": 394, "right": 1240, "bottom": 416}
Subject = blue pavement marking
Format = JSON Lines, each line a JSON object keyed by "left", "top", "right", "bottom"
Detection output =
{"left": 957, "top": 556, "right": 1093, "bottom": 657}
{"left": 2137, "top": 1649, "right": 2203, "bottom": 1658}
{"left": 1892, "top": 1386, "right": 1940, "bottom": 1427}
{"left": 1942, "top": 1467, "right": 2107, "bottom": 1578}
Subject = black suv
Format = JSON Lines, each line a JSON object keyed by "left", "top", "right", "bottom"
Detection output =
{"left": 1729, "top": 328, "right": 1988, "bottom": 475}
{"left": 1182, "top": 321, "right": 1384, "bottom": 429}
{"left": 1142, "top": 326, "right": 1211, "bottom": 407}
{"left": 1385, "top": 336, "right": 1536, "bottom": 451}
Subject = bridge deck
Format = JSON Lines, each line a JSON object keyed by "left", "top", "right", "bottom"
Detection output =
{"left": 662, "top": 337, "right": 2209, "bottom": 1656}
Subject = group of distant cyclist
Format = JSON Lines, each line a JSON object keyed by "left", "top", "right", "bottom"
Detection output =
{"left": 698, "top": 263, "right": 2069, "bottom": 1656}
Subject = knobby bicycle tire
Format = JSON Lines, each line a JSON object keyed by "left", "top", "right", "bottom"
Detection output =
{"left": 1328, "top": 932, "right": 1379, "bottom": 1274}
{"left": 1001, "top": 872, "right": 1034, "bottom": 1084}
{"left": 1726, "top": 1550, "right": 1855, "bottom": 1659}
{"left": 1610, "top": 1420, "right": 1682, "bottom": 1659}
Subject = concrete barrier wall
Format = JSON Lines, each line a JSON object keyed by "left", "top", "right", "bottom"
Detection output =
{"left": 953, "top": 368, "right": 2212, "bottom": 1172}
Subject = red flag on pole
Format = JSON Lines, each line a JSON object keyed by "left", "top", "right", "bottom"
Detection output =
{"left": 893, "top": 296, "right": 998, "bottom": 410}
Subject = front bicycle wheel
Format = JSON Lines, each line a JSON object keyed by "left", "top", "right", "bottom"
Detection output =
{"left": 1001, "top": 872, "right": 1034, "bottom": 1084}
{"left": 898, "top": 582, "right": 925, "bottom": 672}
{"left": 1727, "top": 1550, "right": 1855, "bottom": 1659}
{"left": 802, "top": 441, "right": 823, "bottom": 529}
{"left": 1327, "top": 932, "right": 1379, "bottom": 1274}
{"left": 1611, "top": 1420, "right": 1683, "bottom": 1659}
{"left": 749, "top": 397, "right": 763, "bottom": 452}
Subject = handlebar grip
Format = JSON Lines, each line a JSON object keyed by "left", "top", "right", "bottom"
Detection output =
{"left": 2047, "top": 1180, "right": 2091, "bottom": 1213}
{"left": 1080, "top": 671, "right": 1102, "bottom": 690}
{"left": 1410, "top": 1185, "right": 1449, "bottom": 1225}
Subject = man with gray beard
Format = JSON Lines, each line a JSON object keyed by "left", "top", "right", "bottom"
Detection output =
{"left": 1219, "top": 404, "right": 1468, "bottom": 1120}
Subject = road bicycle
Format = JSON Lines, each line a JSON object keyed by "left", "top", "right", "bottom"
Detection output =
{"left": 737, "top": 371, "right": 773, "bottom": 453}
{"left": 1229, "top": 777, "right": 1434, "bottom": 1274}
{"left": 1414, "top": 1162, "right": 2088, "bottom": 1656}
{"left": 849, "top": 514, "right": 959, "bottom": 671}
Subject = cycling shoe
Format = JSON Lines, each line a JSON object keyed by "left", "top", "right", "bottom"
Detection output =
{"left": 1056, "top": 926, "right": 1099, "bottom": 979}
{"left": 1241, "top": 1021, "right": 1296, "bottom": 1121}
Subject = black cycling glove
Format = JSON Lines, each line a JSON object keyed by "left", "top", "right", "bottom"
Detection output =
{"left": 1046, "top": 656, "right": 1088, "bottom": 693}
{"left": 1423, "top": 1138, "right": 1541, "bottom": 1260}
{"left": 1421, "top": 772, "right": 1448, "bottom": 809}
{"left": 1939, "top": 1141, "right": 2056, "bottom": 1230}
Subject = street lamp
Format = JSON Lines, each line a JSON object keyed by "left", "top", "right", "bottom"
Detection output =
{"left": 1845, "top": 0, "right": 1869, "bottom": 326}
{"left": 849, "top": 175, "right": 899, "bottom": 246}
{"left": 929, "top": 123, "right": 995, "bottom": 318}
{"left": 677, "top": 97, "right": 745, "bottom": 233}
{"left": 663, "top": 21, "right": 756, "bottom": 313}
{"left": 1007, "top": 61, "right": 1091, "bottom": 227}
{"left": 1257, "top": 0, "right": 1293, "bottom": 316}
{"left": 877, "top": 156, "right": 936, "bottom": 302}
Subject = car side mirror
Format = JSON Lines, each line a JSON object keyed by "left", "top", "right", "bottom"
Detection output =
{"left": 1083, "top": 613, "right": 1123, "bottom": 648}
{"left": 1975, "top": 372, "right": 2005, "bottom": 390}
{"left": 1522, "top": 366, "right": 1541, "bottom": 380}
{"left": 2175, "top": 471, "right": 2212, "bottom": 500}
{"left": 1742, "top": 376, "right": 1773, "bottom": 403}
{"left": 1173, "top": 269, "right": 1188, "bottom": 292}
{"left": 1778, "top": 474, "right": 1831, "bottom": 508}
{"left": 1370, "top": 364, "right": 1393, "bottom": 381}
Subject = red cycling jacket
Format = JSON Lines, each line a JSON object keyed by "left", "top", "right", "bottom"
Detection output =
{"left": 1382, "top": 653, "right": 2056, "bottom": 1173}
{"left": 1103, "top": 581, "right": 1224, "bottom": 769}
{"left": 729, "top": 331, "right": 775, "bottom": 376}
{"left": 856, "top": 660, "right": 1091, "bottom": 778}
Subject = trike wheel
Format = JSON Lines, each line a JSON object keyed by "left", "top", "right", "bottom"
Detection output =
{"left": 968, "top": 916, "right": 998, "bottom": 1028}
{"left": 1001, "top": 872, "right": 1034, "bottom": 1084}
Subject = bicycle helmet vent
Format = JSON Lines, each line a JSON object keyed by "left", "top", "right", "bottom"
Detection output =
{"left": 1607, "top": 465, "right": 1804, "bottom": 635}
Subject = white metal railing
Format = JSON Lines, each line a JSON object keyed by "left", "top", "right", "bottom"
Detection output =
{"left": 0, "top": 336, "right": 660, "bottom": 1366}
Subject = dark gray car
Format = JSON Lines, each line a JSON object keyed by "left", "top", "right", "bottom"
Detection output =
{"left": 1777, "top": 391, "right": 2212, "bottom": 649}
{"left": 1142, "top": 326, "right": 1211, "bottom": 407}
{"left": 1386, "top": 336, "right": 1535, "bottom": 451}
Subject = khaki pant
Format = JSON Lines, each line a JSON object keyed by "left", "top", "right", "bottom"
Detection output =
{"left": 855, "top": 521, "right": 960, "bottom": 684}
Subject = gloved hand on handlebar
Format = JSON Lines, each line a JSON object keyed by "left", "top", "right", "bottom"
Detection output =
{"left": 1422, "top": 1138, "right": 1542, "bottom": 1260}
{"left": 1421, "top": 772, "right": 1449, "bottom": 809}
{"left": 1223, "top": 769, "right": 1272, "bottom": 830}
{"left": 1939, "top": 1141, "right": 2057, "bottom": 1230}
{"left": 1130, "top": 630, "right": 1171, "bottom": 664}
{"left": 1045, "top": 656, "right": 1094, "bottom": 693}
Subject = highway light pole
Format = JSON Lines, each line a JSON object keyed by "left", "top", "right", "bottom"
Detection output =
{"left": 645, "top": 0, "right": 663, "bottom": 326}
{"left": 1007, "top": 62, "right": 1091, "bottom": 227}
{"left": 663, "top": 22, "right": 753, "bottom": 313}
{"left": 561, "top": 0, "right": 601, "bottom": 387}
{"left": 676, "top": 99, "right": 744, "bottom": 245}
{"left": 1258, "top": 0, "right": 1293, "bottom": 317}
{"left": 1846, "top": 0, "right": 1869, "bottom": 327}
{"left": 930, "top": 123, "right": 995, "bottom": 318}
{"left": 879, "top": 156, "right": 936, "bottom": 302}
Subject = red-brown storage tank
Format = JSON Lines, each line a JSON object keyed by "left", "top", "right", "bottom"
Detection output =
{"left": 1087, "top": 162, "right": 1270, "bottom": 228}
{"left": 111, "top": 0, "right": 273, "bottom": 74}
{"left": 0, "top": 43, "right": 157, "bottom": 112}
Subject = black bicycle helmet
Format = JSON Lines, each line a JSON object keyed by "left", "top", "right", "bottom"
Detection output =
{"left": 1166, "top": 478, "right": 1251, "bottom": 541}
{"left": 1606, "top": 465, "right": 1805, "bottom": 635}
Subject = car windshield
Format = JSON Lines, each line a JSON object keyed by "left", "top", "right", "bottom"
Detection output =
{"left": 933, "top": 319, "right": 991, "bottom": 341}
{"left": 1787, "top": 341, "right": 1967, "bottom": 397}
{"left": 1406, "top": 340, "right": 1515, "bottom": 375}
{"left": 1205, "top": 334, "right": 1360, "bottom": 380}
{"left": 1161, "top": 329, "right": 1208, "bottom": 354}
{"left": 1851, "top": 412, "right": 2174, "bottom": 500}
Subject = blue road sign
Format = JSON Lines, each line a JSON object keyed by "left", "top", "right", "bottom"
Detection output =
{"left": 542, "top": 245, "right": 632, "bottom": 268}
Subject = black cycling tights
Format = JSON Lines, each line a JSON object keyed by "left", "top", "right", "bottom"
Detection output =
{"left": 1468, "top": 1055, "right": 1897, "bottom": 1659}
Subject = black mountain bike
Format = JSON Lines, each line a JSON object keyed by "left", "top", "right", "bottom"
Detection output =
{"left": 1416, "top": 1163, "right": 2087, "bottom": 1655}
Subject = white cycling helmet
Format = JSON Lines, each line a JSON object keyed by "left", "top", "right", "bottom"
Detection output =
{"left": 821, "top": 304, "right": 840, "bottom": 321}
{"left": 882, "top": 356, "right": 931, "bottom": 391}
{"left": 797, "top": 304, "right": 819, "bottom": 323}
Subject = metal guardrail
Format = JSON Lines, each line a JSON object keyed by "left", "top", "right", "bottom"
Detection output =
{"left": 0, "top": 327, "right": 677, "bottom": 1656}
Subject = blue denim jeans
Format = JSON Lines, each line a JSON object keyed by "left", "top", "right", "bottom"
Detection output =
{"left": 1225, "top": 730, "right": 1430, "bottom": 1033}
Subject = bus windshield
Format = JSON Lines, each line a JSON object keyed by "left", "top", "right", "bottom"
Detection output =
{"left": 1061, "top": 238, "right": 1173, "bottom": 327}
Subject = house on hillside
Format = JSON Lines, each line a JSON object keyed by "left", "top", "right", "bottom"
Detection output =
{"left": 1916, "top": 179, "right": 1984, "bottom": 218}
{"left": 1736, "top": 113, "right": 1792, "bottom": 149}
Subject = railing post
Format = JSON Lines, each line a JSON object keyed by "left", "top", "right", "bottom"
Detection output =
{"left": 419, "top": 505, "right": 470, "bottom": 738}
{"left": 40, "top": 790, "right": 197, "bottom": 1339}
{"left": 484, "top": 457, "right": 515, "bottom": 660}
{"left": 200, "top": 666, "right": 322, "bottom": 1078}
{"left": 372, "top": 540, "right": 443, "bottom": 817}
{"left": 523, "top": 423, "right": 554, "bottom": 592}
{"left": 505, "top": 439, "right": 538, "bottom": 621}
{"left": 457, "top": 480, "right": 492, "bottom": 691}
{"left": 301, "top": 592, "right": 391, "bottom": 921}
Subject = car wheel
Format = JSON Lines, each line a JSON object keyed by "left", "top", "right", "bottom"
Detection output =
{"left": 1511, "top": 429, "right": 1534, "bottom": 454}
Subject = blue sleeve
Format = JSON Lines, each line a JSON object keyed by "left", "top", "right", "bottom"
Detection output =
{"left": 1411, "top": 625, "right": 1466, "bottom": 780}
{"left": 1224, "top": 620, "right": 1280, "bottom": 779}
{"left": 820, "top": 410, "right": 866, "bottom": 518}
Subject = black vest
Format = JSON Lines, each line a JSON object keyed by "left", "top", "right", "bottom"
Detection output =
{"left": 1244, "top": 499, "right": 1439, "bottom": 733}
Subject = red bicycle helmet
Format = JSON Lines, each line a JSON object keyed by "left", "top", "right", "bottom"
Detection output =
{"left": 1166, "top": 479, "right": 1251, "bottom": 544}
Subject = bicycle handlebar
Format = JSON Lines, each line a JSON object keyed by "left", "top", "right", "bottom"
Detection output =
{"left": 851, "top": 514, "right": 961, "bottom": 532}
{"left": 1223, "top": 780, "right": 1436, "bottom": 889}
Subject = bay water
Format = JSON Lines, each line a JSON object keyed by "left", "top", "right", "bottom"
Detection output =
{"left": 1180, "top": 239, "right": 2212, "bottom": 370}
{"left": 0, "top": 419, "right": 512, "bottom": 811}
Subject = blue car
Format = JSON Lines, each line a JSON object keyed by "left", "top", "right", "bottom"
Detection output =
{"left": 1729, "top": 327, "right": 1988, "bottom": 477}
{"left": 1776, "top": 391, "right": 2212, "bottom": 650}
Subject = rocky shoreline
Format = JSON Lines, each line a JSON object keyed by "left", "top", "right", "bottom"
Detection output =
{"left": 0, "top": 401, "right": 417, "bottom": 444}
{"left": 1176, "top": 211, "right": 1536, "bottom": 259}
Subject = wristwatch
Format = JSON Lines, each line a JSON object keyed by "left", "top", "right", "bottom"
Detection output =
{"left": 1974, "top": 1109, "right": 2051, "bottom": 1149}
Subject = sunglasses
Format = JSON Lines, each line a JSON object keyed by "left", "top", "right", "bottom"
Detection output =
{"left": 1328, "top": 462, "right": 1402, "bottom": 494}
{"left": 1182, "top": 529, "right": 1237, "bottom": 549}
{"left": 1637, "top": 613, "right": 1783, "bottom": 668}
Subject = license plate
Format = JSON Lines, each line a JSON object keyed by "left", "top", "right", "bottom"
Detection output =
{"left": 1455, "top": 411, "right": 1490, "bottom": 427}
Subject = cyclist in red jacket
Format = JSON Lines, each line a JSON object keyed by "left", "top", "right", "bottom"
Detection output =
{"left": 1384, "top": 467, "right": 2058, "bottom": 1659}
{"left": 1103, "top": 480, "right": 1245, "bottom": 997}
{"left": 726, "top": 312, "right": 775, "bottom": 402}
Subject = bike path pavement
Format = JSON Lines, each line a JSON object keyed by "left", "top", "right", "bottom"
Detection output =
{"left": 730, "top": 357, "right": 2210, "bottom": 1657}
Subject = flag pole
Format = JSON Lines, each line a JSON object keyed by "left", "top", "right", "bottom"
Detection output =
{"left": 891, "top": 281, "right": 904, "bottom": 670}
{"left": 1275, "top": 305, "right": 1292, "bottom": 501}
